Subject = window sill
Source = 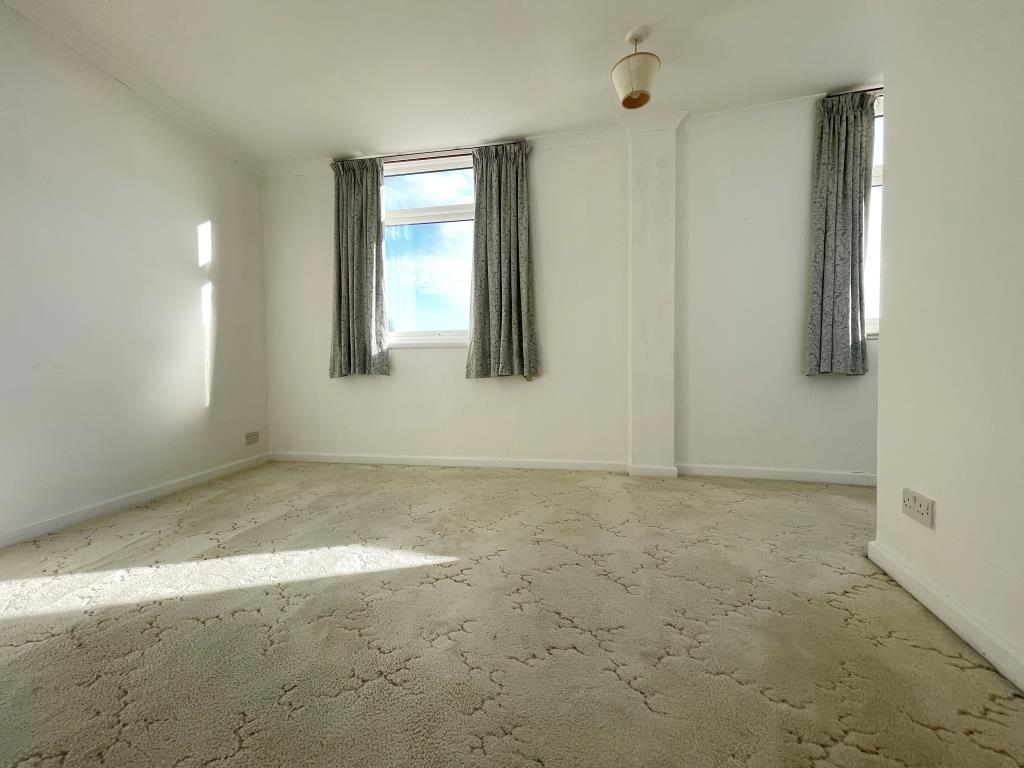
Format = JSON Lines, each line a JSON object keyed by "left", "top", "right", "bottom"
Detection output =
{"left": 388, "top": 336, "right": 469, "bottom": 350}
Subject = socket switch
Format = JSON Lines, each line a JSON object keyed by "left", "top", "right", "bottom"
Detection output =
{"left": 902, "top": 488, "right": 934, "bottom": 528}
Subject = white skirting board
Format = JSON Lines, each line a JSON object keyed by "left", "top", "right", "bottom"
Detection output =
{"left": 678, "top": 462, "right": 877, "bottom": 486}
{"left": 277, "top": 454, "right": 873, "bottom": 485}
{"left": 0, "top": 454, "right": 270, "bottom": 548}
{"left": 628, "top": 464, "right": 679, "bottom": 478}
{"left": 2, "top": 453, "right": 878, "bottom": 547}
{"left": 868, "top": 540, "right": 1024, "bottom": 692}
{"left": 271, "top": 452, "right": 627, "bottom": 474}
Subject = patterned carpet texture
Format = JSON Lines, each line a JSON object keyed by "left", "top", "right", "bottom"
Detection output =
{"left": 0, "top": 462, "right": 1022, "bottom": 767}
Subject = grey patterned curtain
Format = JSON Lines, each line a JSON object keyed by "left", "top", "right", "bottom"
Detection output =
{"left": 466, "top": 142, "right": 539, "bottom": 379}
{"left": 330, "top": 158, "right": 390, "bottom": 377}
{"left": 806, "top": 92, "right": 877, "bottom": 375}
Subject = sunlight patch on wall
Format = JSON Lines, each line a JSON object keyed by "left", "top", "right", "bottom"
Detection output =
{"left": 197, "top": 220, "right": 212, "bottom": 267}
{"left": 0, "top": 545, "right": 456, "bottom": 619}
{"left": 198, "top": 220, "right": 214, "bottom": 406}
{"left": 201, "top": 280, "right": 213, "bottom": 406}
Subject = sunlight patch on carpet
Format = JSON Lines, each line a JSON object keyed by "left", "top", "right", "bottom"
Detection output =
{"left": 0, "top": 545, "right": 456, "bottom": 618}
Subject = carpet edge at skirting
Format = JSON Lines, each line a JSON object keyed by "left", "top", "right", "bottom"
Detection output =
{"left": 868, "top": 539, "right": 1024, "bottom": 692}
{"left": 0, "top": 454, "right": 270, "bottom": 548}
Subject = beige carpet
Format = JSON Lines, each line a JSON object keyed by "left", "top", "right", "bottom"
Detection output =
{"left": 0, "top": 462, "right": 1021, "bottom": 767}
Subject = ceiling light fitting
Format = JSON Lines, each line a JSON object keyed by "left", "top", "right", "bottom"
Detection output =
{"left": 611, "top": 27, "right": 660, "bottom": 110}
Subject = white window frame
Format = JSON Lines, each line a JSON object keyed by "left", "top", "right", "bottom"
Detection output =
{"left": 866, "top": 107, "right": 883, "bottom": 339}
{"left": 382, "top": 155, "right": 474, "bottom": 349}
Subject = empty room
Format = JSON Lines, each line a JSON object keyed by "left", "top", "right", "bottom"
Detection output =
{"left": 2, "top": 1, "right": 1022, "bottom": 766}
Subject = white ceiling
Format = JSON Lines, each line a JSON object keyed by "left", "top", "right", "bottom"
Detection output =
{"left": 16, "top": 0, "right": 881, "bottom": 165}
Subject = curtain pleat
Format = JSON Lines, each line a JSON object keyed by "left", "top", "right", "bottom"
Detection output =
{"left": 330, "top": 158, "right": 390, "bottom": 377}
{"left": 467, "top": 142, "right": 538, "bottom": 379}
{"left": 806, "top": 92, "right": 876, "bottom": 375}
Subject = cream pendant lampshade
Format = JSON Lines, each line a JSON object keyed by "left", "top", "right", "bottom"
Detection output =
{"left": 611, "top": 28, "right": 660, "bottom": 109}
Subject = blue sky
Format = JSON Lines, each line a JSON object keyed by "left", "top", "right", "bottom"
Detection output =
{"left": 383, "top": 168, "right": 474, "bottom": 333}
{"left": 383, "top": 168, "right": 473, "bottom": 209}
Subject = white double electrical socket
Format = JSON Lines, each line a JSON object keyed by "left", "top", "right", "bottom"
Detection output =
{"left": 902, "top": 488, "right": 935, "bottom": 528}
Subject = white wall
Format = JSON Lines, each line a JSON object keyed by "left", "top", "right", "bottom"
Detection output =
{"left": 676, "top": 97, "right": 878, "bottom": 483}
{"left": 0, "top": 6, "right": 267, "bottom": 542}
{"left": 264, "top": 132, "right": 628, "bottom": 468}
{"left": 267, "top": 101, "right": 881, "bottom": 481}
{"left": 627, "top": 116, "right": 684, "bottom": 477}
{"left": 870, "top": 0, "right": 1024, "bottom": 687}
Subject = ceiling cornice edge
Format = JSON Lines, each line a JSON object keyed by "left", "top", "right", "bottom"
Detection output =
{"left": 682, "top": 92, "right": 826, "bottom": 134}
{"left": 3, "top": 0, "right": 265, "bottom": 178}
{"left": 622, "top": 109, "right": 689, "bottom": 135}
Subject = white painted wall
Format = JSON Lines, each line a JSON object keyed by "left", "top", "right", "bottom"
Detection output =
{"left": 870, "top": 0, "right": 1024, "bottom": 686}
{"left": 0, "top": 6, "right": 267, "bottom": 542}
{"left": 676, "top": 96, "right": 878, "bottom": 483}
{"left": 627, "top": 116, "right": 684, "bottom": 477}
{"left": 264, "top": 132, "right": 628, "bottom": 467}
{"left": 267, "top": 101, "right": 880, "bottom": 482}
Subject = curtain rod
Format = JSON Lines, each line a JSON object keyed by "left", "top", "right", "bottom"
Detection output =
{"left": 826, "top": 84, "right": 883, "bottom": 98}
{"left": 334, "top": 139, "right": 525, "bottom": 165}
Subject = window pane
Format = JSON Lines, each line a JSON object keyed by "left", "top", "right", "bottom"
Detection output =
{"left": 873, "top": 115, "right": 884, "bottom": 167}
{"left": 865, "top": 187, "right": 883, "bottom": 323}
{"left": 383, "top": 168, "right": 474, "bottom": 210}
{"left": 385, "top": 220, "right": 472, "bottom": 333}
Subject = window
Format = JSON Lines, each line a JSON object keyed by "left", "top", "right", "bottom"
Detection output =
{"left": 865, "top": 104, "right": 884, "bottom": 337}
{"left": 382, "top": 156, "right": 474, "bottom": 348}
